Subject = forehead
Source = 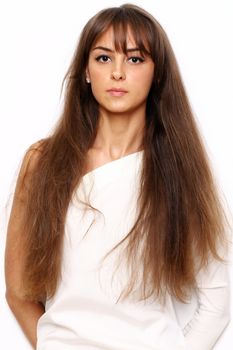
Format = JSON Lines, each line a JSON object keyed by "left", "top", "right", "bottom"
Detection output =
{"left": 93, "top": 27, "right": 136, "bottom": 49}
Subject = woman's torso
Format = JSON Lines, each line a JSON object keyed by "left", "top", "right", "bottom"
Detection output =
{"left": 36, "top": 151, "right": 187, "bottom": 350}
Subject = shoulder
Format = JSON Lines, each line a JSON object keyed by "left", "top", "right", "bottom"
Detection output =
{"left": 16, "top": 139, "right": 47, "bottom": 195}
{"left": 21, "top": 139, "right": 47, "bottom": 175}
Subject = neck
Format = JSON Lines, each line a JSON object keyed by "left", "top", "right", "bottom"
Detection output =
{"left": 91, "top": 109, "right": 145, "bottom": 159}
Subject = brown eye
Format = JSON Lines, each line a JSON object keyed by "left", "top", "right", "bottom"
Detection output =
{"left": 96, "top": 55, "right": 110, "bottom": 62}
{"left": 128, "top": 56, "right": 144, "bottom": 64}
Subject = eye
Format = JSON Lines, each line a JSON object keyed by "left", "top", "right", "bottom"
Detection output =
{"left": 95, "top": 55, "right": 110, "bottom": 63}
{"left": 128, "top": 56, "right": 145, "bottom": 64}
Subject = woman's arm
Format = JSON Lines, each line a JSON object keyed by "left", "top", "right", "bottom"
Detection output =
{"left": 183, "top": 258, "right": 231, "bottom": 349}
{"left": 5, "top": 294, "right": 44, "bottom": 349}
{"left": 4, "top": 143, "right": 45, "bottom": 349}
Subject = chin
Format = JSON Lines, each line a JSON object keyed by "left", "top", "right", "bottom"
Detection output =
{"left": 104, "top": 106, "right": 132, "bottom": 114}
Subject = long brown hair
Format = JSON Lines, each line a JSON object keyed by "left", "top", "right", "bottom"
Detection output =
{"left": 19, "top": 3, "right": 229, "bottom": 304}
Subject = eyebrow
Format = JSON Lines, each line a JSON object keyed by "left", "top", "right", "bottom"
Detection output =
{"left": 92, "top": 46, "right": 141, "bottom": 53}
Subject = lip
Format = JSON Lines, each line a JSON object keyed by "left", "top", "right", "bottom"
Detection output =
{"left": 107, "top": 88, "right": 128, "bottom": 97}
{"left": 107, "top": 88, "right": 128, "bottom": 92}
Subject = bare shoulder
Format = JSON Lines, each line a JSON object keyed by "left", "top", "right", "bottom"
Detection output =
{"left": 15, "top": 139, "right": 47, "bottom": 198}
{"left": 21, "top": 139, "right": 45, "bottom": 174}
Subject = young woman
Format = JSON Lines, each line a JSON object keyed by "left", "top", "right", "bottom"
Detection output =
{"left": 4, "top": 3, "right": 230, "bottom": 350}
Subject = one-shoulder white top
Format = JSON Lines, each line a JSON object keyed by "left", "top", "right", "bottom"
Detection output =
{"left": 36, "top": 151, "right": 230, "bottom": 350}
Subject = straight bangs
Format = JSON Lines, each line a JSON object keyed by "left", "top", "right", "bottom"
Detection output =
{"left": 111, "top": 15, "right": 152, "bottom": 58}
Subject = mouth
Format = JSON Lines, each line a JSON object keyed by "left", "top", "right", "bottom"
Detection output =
{"left": 107, "top": 88, "right": 128, "bottom": 97}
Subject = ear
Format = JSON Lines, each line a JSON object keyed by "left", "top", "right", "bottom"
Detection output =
{"left": 85, "top": 68, "right": 91, "bottom": 84}
{"left": 85, "top": 68, "right": 90, "bottom": 80}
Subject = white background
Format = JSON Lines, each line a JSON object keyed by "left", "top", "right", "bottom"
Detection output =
{"left": 0, "top": 0, "right": 232, "bottom": 348}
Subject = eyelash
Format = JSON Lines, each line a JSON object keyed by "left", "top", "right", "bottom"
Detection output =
{"left": 95, "top": 55, "right": 145, "bottom": 64}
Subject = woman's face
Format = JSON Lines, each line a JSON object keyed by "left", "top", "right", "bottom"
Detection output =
{"left": 86, "top": 26, "right": 155, "bottom": 116}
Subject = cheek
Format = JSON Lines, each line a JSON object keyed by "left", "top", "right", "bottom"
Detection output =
{"left": 90, "top": 70, "right": 107, "bottom": 94}
{"left": 89, "top": 65, "right": 108, "bottom": 80}
{"left": 131, "top": 69, "right": 154, "bottom": 93}
{"left": 89, "top": 81, "right": 106, "bottom": 102}
{"left": 143, "top": 67, "right": 154, "bottom": 85}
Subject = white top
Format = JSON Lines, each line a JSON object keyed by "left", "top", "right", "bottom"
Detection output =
{"left": 36, "top": 151, "right": 230, "bottom": 350}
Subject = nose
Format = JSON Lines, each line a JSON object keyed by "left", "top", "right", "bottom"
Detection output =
{"left": 111, "top": 71, "right": 126, "bottom": 80}
{"left": 111, "top": 59, "right": 126, "bottom": 80}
